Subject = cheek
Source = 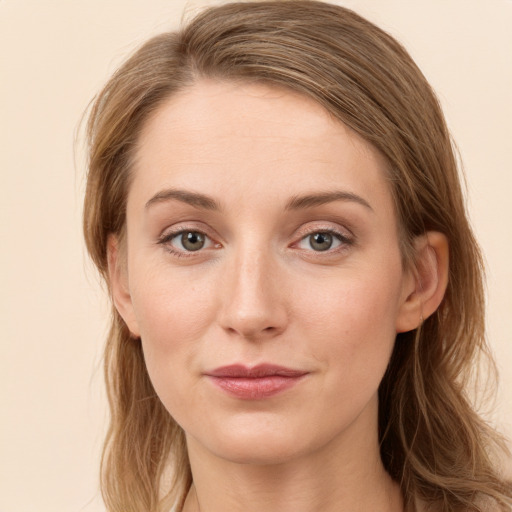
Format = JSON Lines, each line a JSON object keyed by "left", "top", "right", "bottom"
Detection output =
{"left": 284, "top": 273, "right": 402, "bottom": 449}
{"left": 128, "top": 263, "right": 219, "bottom": 407}
{"left": 299, "top": 267, "right": 402, "bottom": 341}
{"left": 131, "top": 259, "right": 217, "bottom": 343}
{"left": 295, "top": 264, "right": 403, "bottom": 387}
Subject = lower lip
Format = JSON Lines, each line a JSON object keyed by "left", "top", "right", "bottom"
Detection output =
{"left": 207, "top": 375, "right": 306, "bottom": 399}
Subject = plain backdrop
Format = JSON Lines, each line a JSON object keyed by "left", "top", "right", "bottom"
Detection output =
{"left": 1, "top": 1, "right": 511, "bottom": 511}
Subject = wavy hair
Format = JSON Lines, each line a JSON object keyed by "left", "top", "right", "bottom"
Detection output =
{"left": 83, "top": 1, "right": 511, "bottom": 510}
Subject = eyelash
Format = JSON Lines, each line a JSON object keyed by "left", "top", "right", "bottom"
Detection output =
{"left": 294, "top": 228, "right": 354, "bottom": 254}
{"left": 157, "top": 226, "right": 354, "bottom": 258}
{"left": 157, "top": 227, "right": 218, "bottom": 258}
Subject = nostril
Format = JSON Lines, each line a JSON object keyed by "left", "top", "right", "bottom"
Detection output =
{"left": 223, "top": 322, "right": 284, "bottom": 341}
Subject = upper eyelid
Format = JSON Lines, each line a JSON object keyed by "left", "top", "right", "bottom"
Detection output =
{"left": 159, "top": 223, "right": 215, "bottom": 240}
{"left": 293, "top": 223, "right": 354, "bottom": 240}
{"left": 159, "top": 226, "right": 350, "bottom": 237}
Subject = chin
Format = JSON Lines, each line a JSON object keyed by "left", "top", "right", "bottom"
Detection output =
{"left": 214, "top": 438, "right": 307, "bottom": 466}
{"left": 188, "top": 414, "right": 331, "bottom": 466}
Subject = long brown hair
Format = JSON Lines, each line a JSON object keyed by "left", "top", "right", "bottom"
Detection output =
{"left": 83, "top": 1, "right": 511, "bottom": 510}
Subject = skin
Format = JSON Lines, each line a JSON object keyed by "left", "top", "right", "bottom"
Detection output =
{"left": 109, "top": 80, "right": 448, "bottom": 512}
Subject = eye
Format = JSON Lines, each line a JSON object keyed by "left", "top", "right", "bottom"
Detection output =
{"left": 296, "top": 231, "right": 349, "bottom": 252}
{"left": 159, "top": 230, "right": 216, "bottom": 253}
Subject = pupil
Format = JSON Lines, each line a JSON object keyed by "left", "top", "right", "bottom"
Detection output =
{"left": 310, "top": 232, "right": 332, "bottom": 251}
{"left": 182, "top": 232, "right": 205, "bottom": 251}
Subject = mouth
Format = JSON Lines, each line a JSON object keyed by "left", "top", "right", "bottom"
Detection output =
{"left": 204, "top": 364, "right": 309, "bottom": 399}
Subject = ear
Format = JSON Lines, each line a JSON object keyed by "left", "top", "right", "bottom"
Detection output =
{"left": 396, "top": 231, "right": 449, "bottom": 333}
{"left": 107, "top": 234, "right": 141, "bottom": 338}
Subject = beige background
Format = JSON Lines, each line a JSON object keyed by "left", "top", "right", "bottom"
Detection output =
{"left": 1, "top": 1, "right": 511, "bottom": 511}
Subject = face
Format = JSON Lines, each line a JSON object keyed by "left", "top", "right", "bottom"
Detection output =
{"left": 114, "top": 80, "right": 416, "bottom": 466}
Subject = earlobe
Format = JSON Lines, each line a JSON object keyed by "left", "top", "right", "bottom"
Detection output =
{"left": 396, "top": 231, "right": 449, "bottom": 333}
{"left": 107, "top": 234, "right": 141, "bottom": 338}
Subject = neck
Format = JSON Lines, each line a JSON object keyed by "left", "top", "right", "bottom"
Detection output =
{"left": 181, "top": 400, "right": 403, "bottom": 512}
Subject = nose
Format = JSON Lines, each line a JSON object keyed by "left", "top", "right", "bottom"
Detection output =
{"left": 218, "top": 245, "right": 289, "bottom": 341}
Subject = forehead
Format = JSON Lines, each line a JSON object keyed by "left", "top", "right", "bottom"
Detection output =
{"left": 131, "top": 79, "right": 392, "bottom": 211}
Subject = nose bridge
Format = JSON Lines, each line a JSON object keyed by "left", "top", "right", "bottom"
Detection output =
{"left": 219, "top": 237, "right": 287, "bottom": 339}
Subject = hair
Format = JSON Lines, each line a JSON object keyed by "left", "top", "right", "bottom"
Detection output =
{"left": 82, "top": 1, "right": 512, "bottom": 511}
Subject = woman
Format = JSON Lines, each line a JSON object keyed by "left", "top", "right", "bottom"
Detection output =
{"left": 82, "top": 1, "right": 512, "bottom": 511}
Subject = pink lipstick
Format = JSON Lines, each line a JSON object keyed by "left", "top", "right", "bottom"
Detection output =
{"left": 205, "top": 364, "right": 308, "bottom": 399}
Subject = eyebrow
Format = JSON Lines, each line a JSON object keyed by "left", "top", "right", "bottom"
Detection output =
{"left": 145, "top": 188, "right": 221, "bottom": 211}
{"left": 285, "top": 191, "right": 373, "bottom": 212}
{"left": 144, "top": 188, "right": 373, "bottom": 213}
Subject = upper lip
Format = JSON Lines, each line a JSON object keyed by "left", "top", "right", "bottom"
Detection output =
{"left": 205, "top": 364, "right": 308, "bottom": 378}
